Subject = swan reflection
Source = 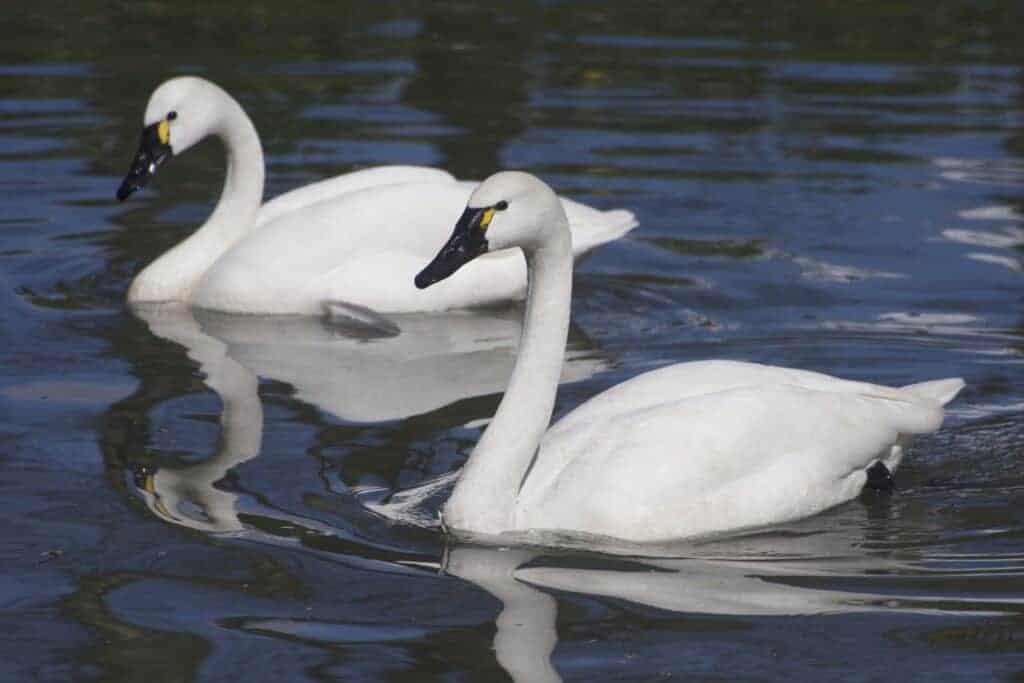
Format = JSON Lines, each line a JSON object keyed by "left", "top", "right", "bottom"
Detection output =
{"left": 125, "top": 303, "right": 605, "bottom": 533}
{"left": 441, "top": 528, "right": 1024, "bottom": 683}
{"left": 232, "top": 532, "right": 997, "bottom": 683}
{"left": 148, "top": 303, "right": 606, "bottom": 423}
{"left": 117, "top": 305, "right": 1008, "bottom": 683}
{"left": 443, "top": 545, "right": 879, "bottom": 683}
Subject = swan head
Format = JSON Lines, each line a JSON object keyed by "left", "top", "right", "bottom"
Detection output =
{"left": 415, "top": 171, "right": 565, "bottom": 289}
{"left": 116, "top": 77, "right": 227, "bottom": 200}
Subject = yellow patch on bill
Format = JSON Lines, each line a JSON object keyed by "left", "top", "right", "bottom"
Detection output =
{"left": 157, "top": 120, "right": 170, "bottom": 145}
{"left": 480, "top": 207, "right": 496, "bottom": 229}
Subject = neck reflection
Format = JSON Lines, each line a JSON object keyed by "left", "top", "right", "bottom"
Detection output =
{"left": 119, "top": 303, "right": 606, "bottom": 537}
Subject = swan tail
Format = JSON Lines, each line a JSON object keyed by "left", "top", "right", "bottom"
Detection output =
{"left": 874, "top": 379, "right": 963, "bottom": 473}
{"left": 900, "top": 378, "right": 965, "bottom": 406}
{"left": 322, "top": 300, "right": 401, "bottom": 338}
{"left": 602, "top": 208, "right": 640, "bottom": 234}
{"left": 568, "top": 208, "right": 638, "bottom": 257}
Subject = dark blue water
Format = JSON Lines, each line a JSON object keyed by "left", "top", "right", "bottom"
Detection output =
{"left": 3, "top": 3, "right": 1024, "bottom": 680}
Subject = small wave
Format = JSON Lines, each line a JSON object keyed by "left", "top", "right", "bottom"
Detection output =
{"left": 942, "top": 227, "right": 1024, "bottom": 249}
{"left": 934, "top": 157, "right": 1024, "bottom": 187}
{"left": 958, "top": 205, "right": 1023, "bottom": 222}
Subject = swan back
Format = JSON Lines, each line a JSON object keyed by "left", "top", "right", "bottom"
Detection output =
{"left": 545, "top": 360, "right": 956, "bottom": 441}
{"left": 255, "top": 166, "right": 457, "bottom": 228}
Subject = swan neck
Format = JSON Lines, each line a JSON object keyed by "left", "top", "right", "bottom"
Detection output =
{"left": 209, "top": 106, "right": 264, "bottom": 238}
{"left": 128, "top": 94, "right": 264, "bottom": 303}
{"left": 444, "top": 226, "right": 572, "bottom": 535}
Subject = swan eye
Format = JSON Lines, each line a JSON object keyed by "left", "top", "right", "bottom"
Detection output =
{"left": 478, "top": 201, "right": 508, "bottom": 231}
{"left": 167, "top": 111, "right": 178, "bottom": 121}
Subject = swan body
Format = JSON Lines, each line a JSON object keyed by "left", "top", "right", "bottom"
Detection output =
{"left": 415, "top": 171, "right": 964, "bottom": 544}
{"left": 117, "top": 77, "right": 636, "bottom": 314}
{"left": 517, "top": 363, "right": 960, "bottom": 541}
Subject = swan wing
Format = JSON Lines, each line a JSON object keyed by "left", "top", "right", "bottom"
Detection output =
{"left": 259, "top": 171, "right": 635, "bottom": 256}
{"left": 196, "top": 181, "right": 477, "bottom": 313}
{"left": 546, "top": 360, "right": 934, "bottom": 440}
{"left": 311, "top": 247, "right": 527, "bottom": 313}
{"left": 255, "top": 166, "right": 456, "bottom": 228}
{"left": 520, "top": 382, "right": 950, "bottom": 542}
{"left": 199, "top": 177, "right": 634, "bottom": 313}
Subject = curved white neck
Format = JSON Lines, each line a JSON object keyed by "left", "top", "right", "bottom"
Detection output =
{"left": 444, "top": 225, "right": 573, "bottom": 536}
{"left": 128, "top": 96, "right": 264, "bottom": 304}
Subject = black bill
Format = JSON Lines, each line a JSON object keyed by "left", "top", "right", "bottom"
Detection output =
{"left": 131, "top": 463, "right": 158, "bottom": 493}
{"left": 415, "top": 206, "right": 492, "bottom": 289}
{"left": 116, "top": 122, "right": 173, "bottom": 201}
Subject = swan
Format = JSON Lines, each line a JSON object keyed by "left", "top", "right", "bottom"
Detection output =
{"left": 415, "top": 171, "right": 965, "bottom": 543}
{"left": 115, "top": 76, "right": 636, "bottom": 315}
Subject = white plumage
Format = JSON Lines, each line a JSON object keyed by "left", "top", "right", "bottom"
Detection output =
{"left": 518, "top": 361, "right": 961, "bottom": 541}
{"left": 118, "top": 77, "right": 636, "bottom": 315}
{"left": 416, "top": 171, "right": 964, "bottom": 544}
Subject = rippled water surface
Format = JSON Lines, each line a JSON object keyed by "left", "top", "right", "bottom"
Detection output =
{"left": 3, "top": 2, "right": 1024, "bottom": 680}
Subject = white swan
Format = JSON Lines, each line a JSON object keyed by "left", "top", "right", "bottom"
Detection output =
{"left": 116, "top": 76, "right": 636, "bottom": 315}
{"left": 415, "top": 171, "right": 965, "bottom": 544}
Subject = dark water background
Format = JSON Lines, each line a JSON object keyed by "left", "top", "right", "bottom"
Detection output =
{"left": 3, "top": 2, "right": 1024, "bottom": 680}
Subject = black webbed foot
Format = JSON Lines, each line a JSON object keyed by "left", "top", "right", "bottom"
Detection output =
{"left": 863, "top": 461, "right": 895, "bottom": 494}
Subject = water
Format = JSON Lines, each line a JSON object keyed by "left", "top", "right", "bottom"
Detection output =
{"left": 3, "top": 2, "right": 1024, "bottom": 680}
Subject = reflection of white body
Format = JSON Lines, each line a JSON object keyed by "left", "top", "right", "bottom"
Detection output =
{"left": 194, "top": 309, "right": 606, "bottom": 423}
{"left": 123, "top": 77, "right": 636, "bottom": 314}
{"left": 420, "top": 173, "right": 964, "bottom": 543}
{"left": 443, "top": 535, "right": 997, "bottom": 683}
{"left": 209, "top": 529, "right": 1024, "bottom": 683}
{"left": 130, "top": 304, "right": 606, "bottom": 532}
